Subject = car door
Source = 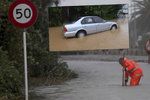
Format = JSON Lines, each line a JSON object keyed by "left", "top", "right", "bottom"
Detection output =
{"left": 93, "top": 16, "right": 109, "bottom": 32}
{"left": 81, "top": 17, "right": 97, "bottom": 34}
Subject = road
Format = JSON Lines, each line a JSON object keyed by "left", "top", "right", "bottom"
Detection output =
{"left": 33, "top": 60, "right": 150, "bottom": 100}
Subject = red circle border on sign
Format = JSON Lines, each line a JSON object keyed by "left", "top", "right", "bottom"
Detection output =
{"left": 8, "top": 0, "right": 38, "bottom": 28}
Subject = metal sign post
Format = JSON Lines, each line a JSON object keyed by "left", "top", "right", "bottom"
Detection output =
{"left": 23, "top": 29, "right": 28, "bottom": 100}
{"left": 120, "top": 49, "right": 127, "bottom": 86}
{"left": 122, "top": 68, "right": 125, "bottom": 86}
{"left": 8, "top": 0, "right": 38, "bottom": 100}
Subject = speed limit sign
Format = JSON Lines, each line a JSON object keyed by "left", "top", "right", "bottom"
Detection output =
{"left": 8, "top": 0, "right": 38, "bottom": 28}
{"left": 8, "top": 1, "right": 38, "bottom": 100}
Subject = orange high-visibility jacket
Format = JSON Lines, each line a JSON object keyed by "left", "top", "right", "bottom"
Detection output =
{"left": 122, "top": 58, "right": 143, "bottom": 79}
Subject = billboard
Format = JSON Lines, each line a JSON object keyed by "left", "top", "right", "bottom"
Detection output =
{"left": 49, "top": 1, "right": 129, "bottom": 51}
{"left": 56, "top": 0, "right": 130, "bottom": 6}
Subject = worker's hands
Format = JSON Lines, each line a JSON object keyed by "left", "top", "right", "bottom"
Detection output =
{"left": 125, "top": 78, "right": 128, "bottom": 86}
{"left": 122, "top": 68, "right": 126, "bottom": 72}
{"left": 125, "top": 79, "right": 128, "bottom": 83}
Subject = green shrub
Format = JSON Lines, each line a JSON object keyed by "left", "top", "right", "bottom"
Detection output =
{"left": 28, "top": 49, "right": 78, "bottom": 79}
{"left": 0, "top": 48, "right": 22, "bottom": 99}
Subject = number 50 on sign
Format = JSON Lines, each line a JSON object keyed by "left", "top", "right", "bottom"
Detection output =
{"left": 14, "top": 4, "right": 32, "bottom": 23}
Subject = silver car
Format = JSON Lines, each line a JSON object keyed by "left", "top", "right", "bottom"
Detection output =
{"left": 63, "top": 16, "right": 118, "bottom": 38}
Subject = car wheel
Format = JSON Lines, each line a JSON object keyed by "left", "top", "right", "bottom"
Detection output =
{"left": 76, "top": 31, "right": 86, "bottom": 38}
{"left": 110, "top": 25, "right": 117, "bottom": 30}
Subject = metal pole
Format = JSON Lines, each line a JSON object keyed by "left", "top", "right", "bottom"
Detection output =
{"left": 122, "top": 68, "right": 125, "bottom": 86}
{"left": 23, "top": 29, "right": 28, "bottom": 100}
{"left": 121, "top": 49, "right": 126, "bottom": 86}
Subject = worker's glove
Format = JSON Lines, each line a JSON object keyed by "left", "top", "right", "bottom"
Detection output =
{"left": 125, "top": 79, "right": 128, "bottom": 83}
{"left": 124, "top": 68, "right": 127, "bottom": 71}
{"left": 125, "top": 78, "right": 128, "bottom": 86}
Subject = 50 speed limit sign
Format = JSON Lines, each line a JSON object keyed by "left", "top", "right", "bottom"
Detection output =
{"left": 8, "top": 0, "right": 38, "bottom": 28}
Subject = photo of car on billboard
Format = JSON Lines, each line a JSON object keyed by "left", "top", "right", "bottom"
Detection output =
{"left": 49, "top": 4, "right": 129, "bottom": 51}
{"left": 63, "top": 16, "right": 118, "bottom": 38}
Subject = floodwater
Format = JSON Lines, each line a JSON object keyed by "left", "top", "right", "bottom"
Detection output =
{"left": 32, "top": 60, "right": 150, "bottom": 100}
{"left": 49, "top": 19, "right": 129, "bottom": 51}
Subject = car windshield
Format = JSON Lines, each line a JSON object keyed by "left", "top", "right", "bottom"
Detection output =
{"left": 64, "top": 17, "right": 81, "bottom": 24}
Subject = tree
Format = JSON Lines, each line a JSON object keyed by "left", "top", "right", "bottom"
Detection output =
{"left": 0, "top": 0, "right": 77, "bottom": 99}
{"left": 0, "top": 48, "right": 22, "bottom": 99}
{"left": 27, "top": 0, "right": 78, "bottom": 84}
{"left": 0, "top": 0, "right": 24, "bottom": 99}
{"left": 131, "top": 0, "right": 150, "bottom": 36}
{"left": 129, "top": 0, "right": 150, "bottom": 48}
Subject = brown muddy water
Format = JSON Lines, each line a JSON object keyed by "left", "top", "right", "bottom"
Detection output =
{"left": 49, "top": 19, "right": 129, "bottom": 51}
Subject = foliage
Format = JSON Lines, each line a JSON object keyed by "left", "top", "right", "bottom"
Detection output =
{"left": 49, "top": 5, "right": 121, "bottom": 27}
{"left": 0, "top": 48, "right": 22, "bottom": 99}
{"left": 0, "top": 0, "right": 77, "bottom": 99}
{"left": 140, "top": 34, "right": 150, "bottom": 49}
{"left": 27, "top": 0, "right": 78, "bottom": 81}
{"left": 130, "top": 0, "right": 150, "bottom": 36}
{"left": 26, "top": 0, "right": 78, "bottom": 80}
{"left": 0, "top": 1, "right": 23, "bottom": 99}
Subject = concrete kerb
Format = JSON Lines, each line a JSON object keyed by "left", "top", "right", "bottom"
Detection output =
{"left": 61, "top": 55, "right": 148, "bottom": 63}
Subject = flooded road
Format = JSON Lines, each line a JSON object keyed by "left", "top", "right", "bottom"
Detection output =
{"left": 33, "top": 60, "right": 150, "bottom": 100}
{"left": 49, "top": 19, "right": 129, "bottom": 51}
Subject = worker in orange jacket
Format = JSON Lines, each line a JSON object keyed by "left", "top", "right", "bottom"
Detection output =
{"left": 119, "top": 57, "right": 143, "bottom": 86}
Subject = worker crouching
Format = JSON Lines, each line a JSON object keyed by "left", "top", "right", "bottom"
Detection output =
{"left": 119, "top": 57, "right": 143, "bottom": 86}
